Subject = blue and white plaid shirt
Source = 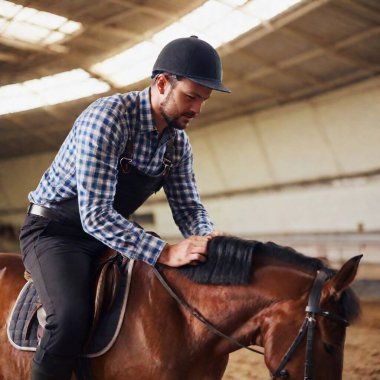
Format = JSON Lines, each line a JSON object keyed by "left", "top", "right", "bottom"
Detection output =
{"left": 29, "top": 87, "right": 214, "bottom": 265}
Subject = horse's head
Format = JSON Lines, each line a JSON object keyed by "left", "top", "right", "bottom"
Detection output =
{"left": 263, "top": 255, "right": 362, "bottom": 380}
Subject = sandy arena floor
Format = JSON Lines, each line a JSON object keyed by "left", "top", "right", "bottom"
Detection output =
{"left": 223, "top": 302, "right": 380, "bottom": 380}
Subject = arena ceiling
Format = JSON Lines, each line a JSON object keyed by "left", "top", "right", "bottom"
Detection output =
{"left": 0, "top": 0, "right": 379, "bottom": 159}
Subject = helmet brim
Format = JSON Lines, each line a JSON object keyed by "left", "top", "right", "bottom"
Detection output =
{"left": 188, "top": 76, "right": 231, "bottom": 93}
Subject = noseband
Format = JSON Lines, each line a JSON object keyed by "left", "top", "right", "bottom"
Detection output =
{"left": 153, "top": 267, "right": 349, "bottom": 380}
{"left": 271, "top": 268, "right": 349, "bottom": 380}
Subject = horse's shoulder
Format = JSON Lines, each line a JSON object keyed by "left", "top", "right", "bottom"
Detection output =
{"left": 0, "top": 252, "right": 22, "bottom": 264}
{"left": 0, "top": 252, "right": 24, "bottom": 282}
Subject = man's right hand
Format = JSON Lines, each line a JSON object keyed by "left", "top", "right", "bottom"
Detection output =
{"left": 158, "top": 235, "right": 210, "bottom": 267}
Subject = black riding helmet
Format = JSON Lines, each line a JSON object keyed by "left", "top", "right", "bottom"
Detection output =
{"left": 152, "top": 36, "right": 231, "bottom": 93}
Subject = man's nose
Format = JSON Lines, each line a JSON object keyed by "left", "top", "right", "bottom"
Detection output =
{"left": 190, "top": 99, "right": 203, "bottom": 115}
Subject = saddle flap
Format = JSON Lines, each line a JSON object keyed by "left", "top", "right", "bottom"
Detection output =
{"left": 92, "top": 249, "right": 123, "bottom": 333}
{"left": 22, "top": 301, "right": 42, "bottom": 342}
{"left": 8, "top": 251, "right": 133, "bottom": 358}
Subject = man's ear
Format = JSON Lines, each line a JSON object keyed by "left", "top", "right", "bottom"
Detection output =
{"left": 155, "top": 74, "right": 168, "bottom": 95}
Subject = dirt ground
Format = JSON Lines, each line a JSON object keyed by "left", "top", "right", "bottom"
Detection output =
{"left": 223, "top": 302, "right": 380, "bottom": 380}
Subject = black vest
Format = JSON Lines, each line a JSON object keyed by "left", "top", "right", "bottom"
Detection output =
{"left": 51, "top": 95, "right": 175, "bottom": 226}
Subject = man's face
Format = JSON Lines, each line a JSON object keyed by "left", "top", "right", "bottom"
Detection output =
{"left": 159, "top": 77, "right": 212, "bottom": 130}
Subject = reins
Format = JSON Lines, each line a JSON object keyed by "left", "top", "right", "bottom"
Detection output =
{"left": 152, "top": 266, "right": 264, "bottom": 355}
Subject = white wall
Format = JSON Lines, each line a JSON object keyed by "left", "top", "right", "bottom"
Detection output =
{"left": 191, "top": 76, "right": 380, "bottom": 194}
{"left": 0, "top": 152, "right": 55, "bottom": 225}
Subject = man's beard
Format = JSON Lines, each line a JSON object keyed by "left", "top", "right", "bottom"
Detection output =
{"left": 159, "top": 89, "right": 195, "bottom": 130}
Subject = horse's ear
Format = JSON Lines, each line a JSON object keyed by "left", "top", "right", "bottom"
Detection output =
{"left": 325, "top": 255, "right": 363, "bottom": 300}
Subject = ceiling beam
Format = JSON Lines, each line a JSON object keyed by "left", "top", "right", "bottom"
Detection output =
{"left": 0, "top": 51, "right": 20, "bottom": 63}
{"left": 334, "top": 0, "right": 380, "bottom": 25}
{"left": 239, "top": 49, "right": 322, "bottom": 87}
{"left": 107, "top": 0, "right": 174, "bottom": 20}
{"left": 335, "top": 25, "right": 380, "bottom": 47}
{"left": 282, "top": 26, "right": 380, "bottom": 71}
{"left": 108, "top": 0, "right": 206, "bottom": 20}
{"left": 241, "top": 81, "right": 284, "bottom": 99}
{"left": 85, "top": 24, "right": 140, "bottom": 41}
{"left": 236, "top": 25, "right": 380, "bottom": 85}
{"left": 0, "top": 36, "right": 67, "bottom": 53}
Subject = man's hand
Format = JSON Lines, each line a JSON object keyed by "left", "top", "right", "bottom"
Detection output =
{"left": 158, "top": 235, "right": 211, "bottom": 267}
{"left": 206, "top": 230, "right": 223, "bottom": 238}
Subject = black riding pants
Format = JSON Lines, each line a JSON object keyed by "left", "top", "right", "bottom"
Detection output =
{"left": 19, "top": 214, "right": 105, "bottom": 374}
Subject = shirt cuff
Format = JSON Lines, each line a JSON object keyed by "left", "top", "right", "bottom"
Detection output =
{"left": 130, "top": 232, "right": 167, "bottom": 266}
{"left": 192, "top": 222, "right": 215, "bottom": 236}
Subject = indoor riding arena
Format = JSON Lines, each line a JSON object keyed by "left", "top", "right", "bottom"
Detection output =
{"left": 0, "top": 1, "right": 379, "bottom": 379}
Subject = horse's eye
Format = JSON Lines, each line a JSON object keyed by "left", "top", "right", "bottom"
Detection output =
{"left": 323, "top": 342, "right": 337, "bottom": 355}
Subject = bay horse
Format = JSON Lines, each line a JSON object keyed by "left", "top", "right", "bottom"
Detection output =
{"left": 0, "top": 236, "right": 361, "bottom": 380}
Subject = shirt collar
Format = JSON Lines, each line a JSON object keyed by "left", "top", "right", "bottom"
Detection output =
{"left": 138, "top": 87, "right": 176, "bottom": 141}
{"left": 137, "top": 87, "right": 156, "bottom": 134}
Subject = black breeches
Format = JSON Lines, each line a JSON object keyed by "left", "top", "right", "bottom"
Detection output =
{"left": 20, "top": 214, "right": 105, "bottom": 360}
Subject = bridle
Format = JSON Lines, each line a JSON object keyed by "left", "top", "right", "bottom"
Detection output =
{"left": 271, "top": 268, "right": 349, "bottom": 379}
{"left": 153, "top": 267, "right": 349, "bottom": 380}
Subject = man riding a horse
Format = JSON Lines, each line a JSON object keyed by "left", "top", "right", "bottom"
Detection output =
{"left": 19, "top": 36, "right": 230, "bottom": 380}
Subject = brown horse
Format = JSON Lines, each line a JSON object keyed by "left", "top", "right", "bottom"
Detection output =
{"left": 0, "top": 236, "right": 361, "bottom": 380}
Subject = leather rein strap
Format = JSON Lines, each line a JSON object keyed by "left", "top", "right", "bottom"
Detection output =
{"left": 152, "top": 266, "right": 264, "bottom": 355}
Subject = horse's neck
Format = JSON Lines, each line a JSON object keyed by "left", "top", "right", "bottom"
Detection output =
{"left": 250, "top": 258, "right": 316, "bottom": 300}
{"left": 156, "top": 260, "right": 314, "bottom": 354}
{"left": 164, "top": 259, "right": 315, "bottom": 312}
{"left": 121, "top": 260, "right": 316, "bottom": 373}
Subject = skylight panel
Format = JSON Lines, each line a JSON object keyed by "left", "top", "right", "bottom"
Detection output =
{"left": 92, "top": 41, "right": 161, "bottom": 86}
{"left": 0, "top": 70, "right": 110, "bottom": 115}
{"left": 3, "top": 20, "right": 48, "bottom": 43}
{"left": 152, "top": 22, "right": 198, "bottom": 46}
{"left": 0, "top": 0, "right": 21, "bottom": 18}
{"left": 221, "top": 0, "right": 248, "bottom": 6}
{"left": 42, "top": 77, "right": 109, "bottom": 105}
{"left": 27, "top": 9, "right": 67, "bottom": 30}
{"left": 180, "top": 0, "right": 231, "bottom": 32}
{"left": 205, "top": 9, "right": 260, "bottom": 45}
{"left": 0, "top": 84, "right": 44, "bottom": 115}
{"left": 0, "top": 0, "right": 82, "bottom": 47}
{"left": 13, "top": 7, "right": 37, "bottom": 22}
{"left": 227, "top": 10, "right": 260, "bottom": 40}
{"left": 44, "top": 31, "right": 65, "bottom": 45}
{"left": 108, "top": 59, "right": 156, "bottom": 87}
{"left": 242, "top": 0, "right": 302, "bottom": 21}
{"left": 59, "top": 20, "right": 81, "bottom": 34}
